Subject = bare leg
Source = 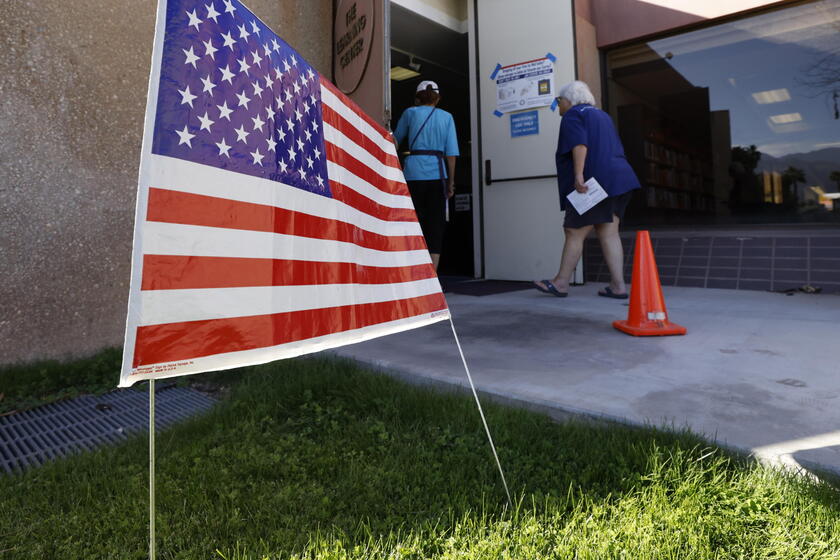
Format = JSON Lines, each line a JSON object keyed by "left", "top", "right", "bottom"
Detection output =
{"left": 534, "top": 225, "right": 592, "bottom": 293}
{"left": 431, "top": 253, "right": 440, "bottom": 271}
{"left": 593, "top": 215, "right": 627, "bottom": 295}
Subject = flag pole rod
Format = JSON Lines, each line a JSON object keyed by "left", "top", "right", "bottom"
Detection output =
{"left": 448, "top": 317, "right": 513, "bottom": 507}
{"left": 149, "top": 379, "right": 156, "bottom": 560}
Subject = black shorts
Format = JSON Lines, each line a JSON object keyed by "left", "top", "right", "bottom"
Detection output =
{"left": 407, "top": 179, "right": 446, "bottom": 254}
{"left": 564, "top": 190, "right": 634, "bottom": 229}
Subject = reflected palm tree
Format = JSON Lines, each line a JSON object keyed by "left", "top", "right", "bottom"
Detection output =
{"left": 830, "top": 170, "right": 840, "bottom": 192}
{"left": 782, "top": 166, "right": 806, "bottom": 207}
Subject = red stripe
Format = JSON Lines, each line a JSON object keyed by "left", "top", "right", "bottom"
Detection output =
{"left": 501, "top": 56, "right": 547, "bottom": 69}
{"left": 321, "top": 103, "right": 401, "bottom": 169}
{"left": 133, "top": 292, "right": 447, "bottom": 367}
{"left": 146, "top": 188, "right": 425, "bottom": 253}
{"left": 325, "top": 143, "right": 408, "bottom": 196}
{"left": 141, "top": 255, "right": 436, "bottom": 290}
{"left": 321, "top": 78, "right": 392, "bottom": 141}
{"left": 329, "top": 180, "right": 418, "bottom": 223}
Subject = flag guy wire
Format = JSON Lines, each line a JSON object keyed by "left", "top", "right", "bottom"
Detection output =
{"left": 449, "top": 317, "right": 513, "bottom": 507}
{"left": 149, "top": 379, "right": 156, "bottom": 560}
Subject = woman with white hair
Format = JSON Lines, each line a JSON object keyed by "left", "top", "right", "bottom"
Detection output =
{"left": 534, "top": 80, "right": 640, "bottom": 298}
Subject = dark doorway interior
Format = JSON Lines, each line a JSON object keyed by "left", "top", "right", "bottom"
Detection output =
{"left": 389, "top": 3, "right": 472, "bottom": 276}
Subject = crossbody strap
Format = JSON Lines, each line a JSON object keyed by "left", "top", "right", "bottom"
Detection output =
{"left": 409, "top": 107, "right": 437, "bottom": 151}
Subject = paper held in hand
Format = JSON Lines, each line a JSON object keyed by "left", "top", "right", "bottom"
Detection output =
{"left": 566, "top": 177, "right": 608, "bottom": 215}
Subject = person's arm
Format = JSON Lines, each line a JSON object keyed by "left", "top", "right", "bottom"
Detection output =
{"left": 446, "top": 156, "right": 456, "bottom": 199}
{"left": 444, "top": 114, "right": 459, "bottom": 199}
{"left": 572, "top": 144, "right": 588, "bottom": 193}
{"left": 392, "top": 111, "right": 408, "bottom": 151}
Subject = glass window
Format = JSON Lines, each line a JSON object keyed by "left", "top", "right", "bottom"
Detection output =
{"left": 606, "top": 0, "right": 840, "bottom": 226}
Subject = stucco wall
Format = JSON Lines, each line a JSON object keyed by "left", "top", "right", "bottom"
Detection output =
{"left": 0, "top": 0, "right": 332, "bottom": 366}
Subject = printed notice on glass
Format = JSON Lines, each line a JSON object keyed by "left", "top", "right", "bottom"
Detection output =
{"left": 496, "top": 57, "right": 555, "bottom": 114}
{"left": 566, "top": 177, "right": 608, "bottom": 215}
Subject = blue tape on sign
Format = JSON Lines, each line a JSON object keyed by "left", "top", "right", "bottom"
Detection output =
{"left": 550, "top": 98, "right": 558, "bottom": 111}
{"left": 490, "top": 63, "right": 502, "bottom": 80}
{"left": 545, "top": 52, "right": 557, "bottom": 63}
{"left": 493, "top": 110, "right": 504, "bottom": 118}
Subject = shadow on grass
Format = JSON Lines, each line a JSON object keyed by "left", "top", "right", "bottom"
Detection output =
{"left": 1, "top": 356, "right": 839, "bottom": 559}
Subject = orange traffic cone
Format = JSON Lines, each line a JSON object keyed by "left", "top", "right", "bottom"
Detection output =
{"left": 613, "top": 231, "right": 686, "bottom": 336}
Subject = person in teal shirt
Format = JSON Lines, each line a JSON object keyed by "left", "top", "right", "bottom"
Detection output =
{"left": 393, "top": 80, "right": 459, "bottom": 270}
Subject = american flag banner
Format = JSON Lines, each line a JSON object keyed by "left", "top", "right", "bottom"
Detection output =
{"left": 120, "top": 0, "right": 448, "bottom": 387}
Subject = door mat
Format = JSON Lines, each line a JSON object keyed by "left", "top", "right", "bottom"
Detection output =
{"left": 442, "top": 279, "right": 533, "bottom": 297}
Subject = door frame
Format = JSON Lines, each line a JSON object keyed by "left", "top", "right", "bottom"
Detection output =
{"left": 467, "top": 0, "right": 584, "bottom": 282}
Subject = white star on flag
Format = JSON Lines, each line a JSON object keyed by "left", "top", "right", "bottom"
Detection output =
{"left": 221, "top": 31, "right": 236, "bottom": 50}
{"left": 202, "top": 39, "right": 218, "bottom": 60}
{"left": 197, "top": 112, "right": 215, "bottom": 132}
{"left": 215, "top": 137, "right": 231, "bottom": 156}
{"left": 186, "top": 9, "right": 202, "bottom": 30}
{"left": 175, "top": 125, "right": 195, "bottom": 146}
{"left": 236, "top": 90, "right": 251, "bottom": 108}
{"left": 183, "top": 46, "right": 200, "bottom": 68}
{"left": 234, "top": 124, "right": 249, "bottom": 143}
{"left": 216, "top": 101, "right": 233, "bottom": 120}
{"left": 205, "top": 2, "right": 220, "bottom": 22}
{"left": 219, "top": 64, "right": 235, "bottom": 84}
{"left": 201, "top": 75, "right": 216, "bottom": 94}
{"left": 178, "top": 85, "right": 197, "bottom": 106}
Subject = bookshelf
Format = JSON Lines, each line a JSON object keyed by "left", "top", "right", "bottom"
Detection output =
{"left": 617, "top": 88, "right": 717, "bottom": 222}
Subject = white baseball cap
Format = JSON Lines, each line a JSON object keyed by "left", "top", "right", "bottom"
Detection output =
{"left": 416, "top": 80, "right": 439, "bottom": 93}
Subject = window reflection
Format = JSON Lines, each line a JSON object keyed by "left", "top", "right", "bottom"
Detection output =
{"left": 606, "top": 0, "right": 840, "bottom": 225}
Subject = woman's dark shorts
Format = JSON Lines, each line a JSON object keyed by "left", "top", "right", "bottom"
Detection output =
{"left": 407, "top": 179, "right": 446, "bottom": 254}
{"left": 564, "top": 190, "right": 634, "bottom": 229}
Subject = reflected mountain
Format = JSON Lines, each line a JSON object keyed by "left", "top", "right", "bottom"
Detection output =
{"left": 756, "top": 147, "right": 840, "bottom": 201}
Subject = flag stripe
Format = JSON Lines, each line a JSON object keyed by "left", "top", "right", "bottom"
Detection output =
{"left": 146, "top": 188, "right": 426, "bottom": 253}
{"left": 323, "top": 123, "right": 405, "bottom": 183}
{"left": 139, "top": 278, "right": 442, "bottom": 326}
{"left": 325, "top": 160, "right": 413, "bottom": 210}
{"left": 329, "top": 180, "right": 419, "bottom": 223}
{"left": 133, "top": 292, "right": 447, "bottom": 367}
{"left": 326, "top": 143, "right": 408, "bottom": 196}
{"left": 320, "top": 80, "right": 393, "bottom": 144}
{"left": 143, "top": 222, "right": 433, "bottom": 267}
{"left": 146, "top": 156, "right": 418, "bottom": 235}
{"left": 321, "top": 103, "right": 401, "bottom": 169}
{"left": 141, "top": 255, "right": 437, "bottom": 290}
{"left": 128, "top": 311, "right": 448, "bottom": 383}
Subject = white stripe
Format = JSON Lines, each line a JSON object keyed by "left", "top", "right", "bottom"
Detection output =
{"left": 140, "top": 278, "right": 442, "bottom": 326}
{"left": 323, "top": 122, "right": 406, "bottom": 182}
{"left": 147, "top": 155, "right": 420, "bottom": 236}
{"left": 320, "top": 85, "right": 399, "bottom": 158}
{"left": 143, "top": 221, "right": 432, "bottom": 267}
{"left": 119, "top": 310, "right": 449, "bottom": 387}
{"left": 325, "top": 160, "right": 414, "bottom": 209}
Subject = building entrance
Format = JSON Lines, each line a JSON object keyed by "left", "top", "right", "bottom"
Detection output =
{"left": 388, "top": 3, "right": 473, "bottom": 276}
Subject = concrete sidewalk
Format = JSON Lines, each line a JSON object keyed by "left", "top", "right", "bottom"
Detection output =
{"left": 335, "top": 284, "right": 840, "bottom": 475}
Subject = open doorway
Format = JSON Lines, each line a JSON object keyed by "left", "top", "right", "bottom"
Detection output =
{"left": 389, "top": 2, "right": 472, "bottom": 277}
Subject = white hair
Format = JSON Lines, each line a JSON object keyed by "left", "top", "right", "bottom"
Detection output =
{"left": 557, "top": 80, "right": 596, "bottom": 107}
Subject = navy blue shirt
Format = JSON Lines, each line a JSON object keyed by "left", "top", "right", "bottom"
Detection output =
{"left": 555, "top": 104, "right": 640, "bottom": 210}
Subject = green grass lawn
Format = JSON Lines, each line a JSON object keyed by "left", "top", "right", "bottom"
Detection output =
{"left": 0, "top": 347, "right": 125, "bottom": 414}
{"left": 1, "top": 355, "right": 839, "bottom": 559}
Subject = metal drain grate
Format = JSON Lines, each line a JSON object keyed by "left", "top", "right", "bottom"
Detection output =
{"left": 0, "top": 385, "right": 217, "bottom": 474}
